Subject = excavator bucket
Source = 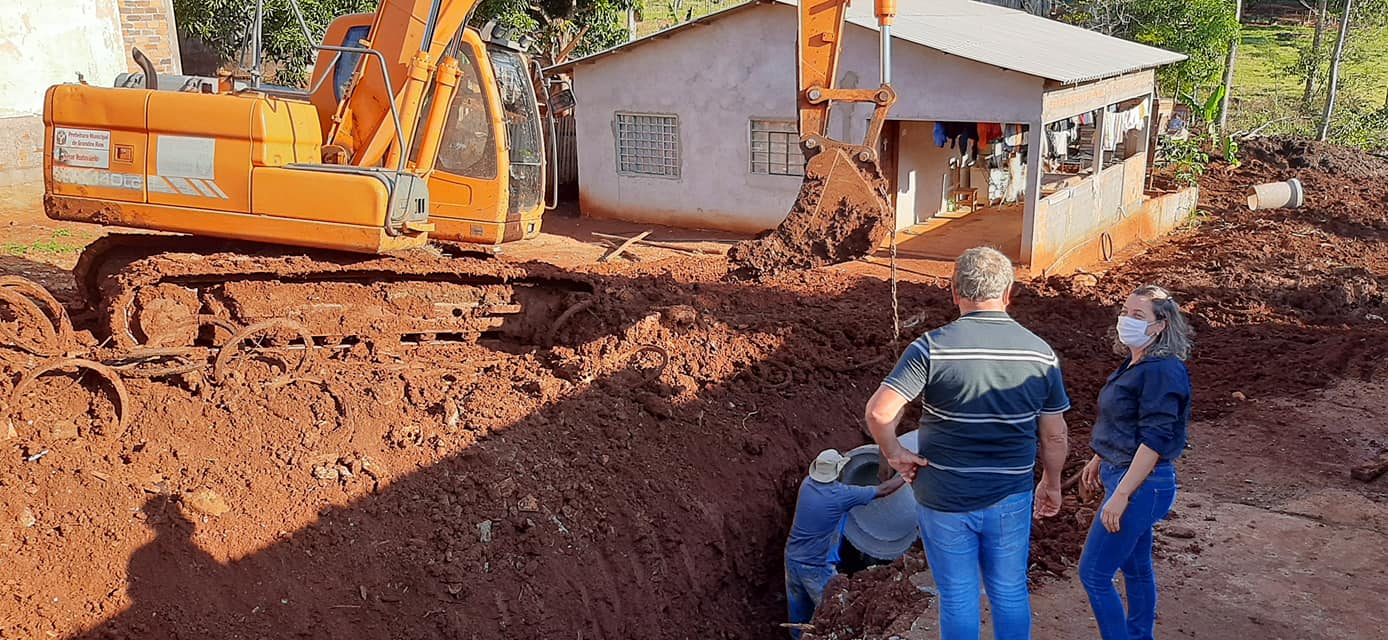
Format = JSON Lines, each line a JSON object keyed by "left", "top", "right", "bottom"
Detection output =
{"left": 729, "top": 143, "right": 894, "bottom": 277}
{"left": 728, "top": 0, "right": 901, "bottom": 277}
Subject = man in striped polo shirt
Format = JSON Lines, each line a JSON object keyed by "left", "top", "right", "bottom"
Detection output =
{"left": 865, "top": 246, "right": 1070, "bottom": 640}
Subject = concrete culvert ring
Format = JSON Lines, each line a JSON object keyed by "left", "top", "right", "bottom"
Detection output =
{"left": 838, "top": 431, "right": 923, "bottom": 565}
{"left": 7, "top": 358, "right": 130, "bottom": 439}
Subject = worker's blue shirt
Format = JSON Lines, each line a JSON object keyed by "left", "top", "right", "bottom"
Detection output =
{"left": 785, "top": 478, "right": 877, "bottom": 566}
{"left": 1091, "top": 355, "right": 1191, "bottom": 467}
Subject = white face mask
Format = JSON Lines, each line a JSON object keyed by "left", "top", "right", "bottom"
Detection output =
{"left": 1116, "top": 315, "right": 1156, "bottom": 348}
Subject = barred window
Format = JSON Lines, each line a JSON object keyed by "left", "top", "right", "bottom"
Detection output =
{"left": 750, "top": 119, "right": 804, "bottom": 176}
{"left": 614, "top": 113, "right": 680, "bottom": 178}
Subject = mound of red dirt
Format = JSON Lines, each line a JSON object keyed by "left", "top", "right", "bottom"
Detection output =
{"left": 2, "top": 138, "right": 1385, "bottom": 640}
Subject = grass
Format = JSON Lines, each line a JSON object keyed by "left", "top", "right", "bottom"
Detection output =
{"left": 1234, "top": 22, "right": 1388, "bottom": 106}
{"left": 1, "top": 229, "right": 88, "bottom": 257}
{"left": 1228, "top": 21, "right": 1388, "bottom": 139}
{"left": 633, "top": 0, "right": 748, "bottom": 37}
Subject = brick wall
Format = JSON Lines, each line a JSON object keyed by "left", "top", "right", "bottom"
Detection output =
{"left": 117, "top": 0, "right": 183, "bottom": 74}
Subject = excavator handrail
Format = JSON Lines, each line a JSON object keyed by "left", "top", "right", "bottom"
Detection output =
{"left": 532, "top": 58, "right": 559, "bottom": 211}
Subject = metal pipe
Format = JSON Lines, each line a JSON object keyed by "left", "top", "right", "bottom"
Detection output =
{"left": 251, "top": 0, "right": 264, "bottom": 88}
{"left": 283, "top": 0, "right": 410, "bottom": 176}
{"left": 414, "top": 56, "right": 461, "bottom": 175}
{"left": 533, "top": 59, "right": 559, "bottom": 211}
{"left": 131, "top": 48, "right": 159, "bottom": 90}
{"left": 286, "top": 0, "right": 317, "bottom": 43}
{"left": 421, "top": 0, "right": 445, "bottom": 53}
{"left": 880, "top": 25, "right": 892, "bottom": 86}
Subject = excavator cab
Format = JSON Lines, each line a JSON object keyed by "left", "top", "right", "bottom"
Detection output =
{"left": 308, "top": 15, "right": 546, "bottom": 245}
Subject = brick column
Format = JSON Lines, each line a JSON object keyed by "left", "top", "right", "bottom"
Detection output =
{"left": 117, "top": 0, "right": 183, "bottom": 74}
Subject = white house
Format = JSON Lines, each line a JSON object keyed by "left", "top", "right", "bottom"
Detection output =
{"left": 1, "top": 0, "right": 182, "bottom": 186}
{"left": 550, "top": 0, "right": 1202, "bottom": 273}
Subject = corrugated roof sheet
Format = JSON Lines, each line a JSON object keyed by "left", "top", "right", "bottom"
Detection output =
{"left": 820, "top": 0, "right": 1187, "bottom": 84}
{"left": 549, "top": 0, "right": 1185, "bottom": 84}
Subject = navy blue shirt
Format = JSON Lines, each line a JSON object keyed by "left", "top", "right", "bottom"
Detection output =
{"left": 1091, "top": 355, "right": 1191, "bottom": 466}
{"left": 882, "top": 311, "right": 1070, "bottom": 512}
{"left": 785, "top": 479, "right": 877, "bottom": 565}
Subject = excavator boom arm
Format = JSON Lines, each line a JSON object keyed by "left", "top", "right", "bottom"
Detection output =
{"left": 729, "top": 0, "right": 903, "bottom": 274}
{"left": 327, "top": 0, "right": 483, "bottom": 167}
{"left": 797, "top": 0, "right": 897, "bottom": 147}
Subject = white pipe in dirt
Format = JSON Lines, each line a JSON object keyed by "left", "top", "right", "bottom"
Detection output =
{"left": 1247, "top": 179, "right": 1305, "bottom": 210}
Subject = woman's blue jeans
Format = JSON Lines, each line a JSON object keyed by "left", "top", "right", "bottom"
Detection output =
{"left": 916, "top": 490, "right": 1034, "bottom": 640}
{"left": 1079, "top": 462, "right": 1178, "bottom": 640}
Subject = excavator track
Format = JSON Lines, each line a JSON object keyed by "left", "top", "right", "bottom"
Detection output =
{"left": 74, "top": 235, "right": 594, "bottom": 350}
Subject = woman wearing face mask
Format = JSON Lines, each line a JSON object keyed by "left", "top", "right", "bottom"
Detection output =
{"left": 1078, "top": 285, "right": 1193, "bottom": 640}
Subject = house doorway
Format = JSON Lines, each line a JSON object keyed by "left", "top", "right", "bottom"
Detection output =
{"left": 888, "top": 120, "right": 1027, "bottom": 262}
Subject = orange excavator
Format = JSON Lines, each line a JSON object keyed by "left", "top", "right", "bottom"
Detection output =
{"left": 40, "top": 0, "right": 899, "bottom": 348}
{"left": 46, "top": 0, "right": 575, "bottom": 348}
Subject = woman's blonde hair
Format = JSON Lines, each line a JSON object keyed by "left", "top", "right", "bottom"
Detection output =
{"left": 1115, "top": 285, "right": 1193, "bottom": 361}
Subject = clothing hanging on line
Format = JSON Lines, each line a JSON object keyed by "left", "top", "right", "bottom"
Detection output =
{"left": 977, "top": 122, "right": 1003, "bottom": 145}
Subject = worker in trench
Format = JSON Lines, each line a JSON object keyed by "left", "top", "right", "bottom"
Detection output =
{"left": 784, "top": 449, "right": 907, "bottom": 638}
{"left": 865, "top": 246, "right": 1070, "bottom": 640}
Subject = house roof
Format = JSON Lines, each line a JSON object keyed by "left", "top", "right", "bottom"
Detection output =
{"left": 547, "top": 0, "right": 1186, "bottom": 85}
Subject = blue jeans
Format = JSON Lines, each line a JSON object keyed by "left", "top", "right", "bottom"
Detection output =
{"left": 1079, "top": 462, "right": 1178, "bottom": 640}
{"left": 916, "top": 490, "right": 1034, "bottom": 640}
{"left": 785, "top": 559, "right": 835, "bottom": 639}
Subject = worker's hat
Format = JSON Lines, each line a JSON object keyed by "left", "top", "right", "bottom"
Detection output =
{"left": 808, "top": 449, "right": 850, "bottom": 483}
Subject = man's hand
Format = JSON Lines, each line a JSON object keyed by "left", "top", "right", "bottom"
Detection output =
{"left": 1033, "top": 472, "right": 1062, "bottom": 518}
{"left": 883, "top": 444, "right": 928, "bottom": 483}
{"left": 875, "top": 475, "right": 908, "bottom": 498}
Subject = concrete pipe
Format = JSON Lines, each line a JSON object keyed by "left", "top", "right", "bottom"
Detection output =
{"left": 1247, "top": 178, "right": 1304, "bottom": 210}
{"left": 839, "top": 430, "right": 922, "bottom": 562}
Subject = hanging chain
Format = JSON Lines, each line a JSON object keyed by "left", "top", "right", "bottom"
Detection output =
{"left": 889, "top": 227, "right": 901, "bottom": 350}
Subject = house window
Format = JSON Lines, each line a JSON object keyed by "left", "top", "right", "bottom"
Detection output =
{"left": 749, "top": 119, "right": 804, "bottom": 177}
{"left": 614, "top": 112, "right": 680, "bottom": 178}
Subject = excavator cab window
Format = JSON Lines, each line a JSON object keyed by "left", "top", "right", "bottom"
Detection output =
{"left": 332, "top": 25, "right": 372, "bottom": 101}
{"left": 487, "top": 47, "right": 544, "bottom": 216}
{"left": 426, "top": 46, "right": 499, "bottom": 180}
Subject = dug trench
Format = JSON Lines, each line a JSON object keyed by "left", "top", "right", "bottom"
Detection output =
{"left": 0, "top": 138, "right": 1384, "bottom": 639}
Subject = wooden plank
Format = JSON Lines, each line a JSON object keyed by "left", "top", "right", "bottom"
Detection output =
{"left": 590, "top": 232, "right": 723, "bottom": 255}
{"left": 597, "top": 231, "right": 651, "bottom": 263}
{"left": 1042, "top": 71, "right": 1154, "bottom": 123}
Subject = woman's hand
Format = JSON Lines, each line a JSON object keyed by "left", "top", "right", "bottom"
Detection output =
{"left": 1100, "top": 491, "right": 1130, "bottom": 533}
{"left": 1080, "top": 455, "right": 1102, "bottom": 501}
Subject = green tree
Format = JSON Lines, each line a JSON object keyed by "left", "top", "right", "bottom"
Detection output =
{"left": 473, "top": 0, "right": 637, "bottom": 67}
{"left": 1058, "top": 0, "right": 1241, "bottom": 96}
{"left": 174, "top": 0, "right": 377, "bottom": 84}
{"left": 173, "top": 0, "right": 635, "bottom": 84}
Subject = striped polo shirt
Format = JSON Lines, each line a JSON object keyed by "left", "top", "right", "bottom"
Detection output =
{"left": 882, "top": 310, "right": 1070, "bottom": 512}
